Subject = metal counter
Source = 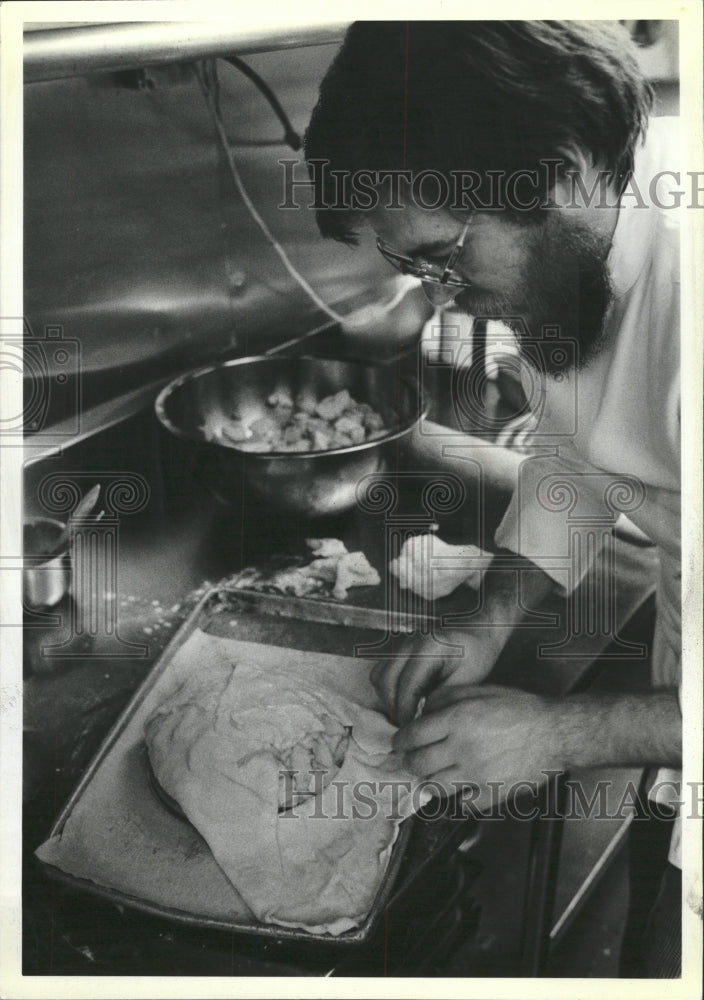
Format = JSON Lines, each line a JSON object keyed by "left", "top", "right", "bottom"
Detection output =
{"left": 22, "top": 364, "right": 659, "bottom": 974}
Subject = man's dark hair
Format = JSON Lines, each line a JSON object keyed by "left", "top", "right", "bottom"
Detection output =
{"left": 305, "top": 21, "right": 653, "bottom": 242}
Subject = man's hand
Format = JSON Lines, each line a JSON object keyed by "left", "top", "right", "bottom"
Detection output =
{"left": 372, "top": 556, "right": 556, "bottom": 726}
{"left": 392, "top": 685, "right": 682, "bottom": 812}
{"left": 370, "top": 630, "right": 502, "bottom": 726}
{"left": 392, "top": 684, "right": 562, "bottom": 811}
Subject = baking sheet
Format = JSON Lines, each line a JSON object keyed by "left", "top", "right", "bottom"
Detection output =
{"left": 36, "top": 588, "right": 419, "bottom": 945}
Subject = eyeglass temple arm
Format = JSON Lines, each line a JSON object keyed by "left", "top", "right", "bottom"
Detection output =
{"left": 440, "top": 218, "right": 472, "bottom": 284}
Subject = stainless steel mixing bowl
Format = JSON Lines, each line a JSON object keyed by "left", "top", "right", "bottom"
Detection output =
{"left": 155, "top": 356, "right": 425, "bottom": 517}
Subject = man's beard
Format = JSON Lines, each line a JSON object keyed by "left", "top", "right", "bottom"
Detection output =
{"left": 451, "top": 212, "right": 613, "bottom": 376}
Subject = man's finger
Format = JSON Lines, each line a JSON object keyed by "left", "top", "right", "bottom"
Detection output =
{"left": 420, "top": 766, "right": 481, "bottom": 806}
{"left": 370, "top": 647, "right": 411, "bottom": 715}
{"left": 402, "top": 740, "right": 455, "bottom": 779}
{"left": 425, "top": 682, "right": 503, "bottom": 712}
{"left": 392, "top": 711, "right": 451, "bottom": 751}
{"left": 394, "top": 653, "right": 451, "bottom": 725}
{"left": 420, "top": 766, "right": 496, "bottom": 816}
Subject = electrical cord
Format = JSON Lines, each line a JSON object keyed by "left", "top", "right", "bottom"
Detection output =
{"left": 222, "top": 55, "right": 302, "bottom": 151}
{"left": 196, "top": 59, "right": 414, "bottom": 329}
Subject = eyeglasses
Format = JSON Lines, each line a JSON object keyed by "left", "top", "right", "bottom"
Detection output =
{"left": 376, "top": 218, "right": 473, "bottom": 288}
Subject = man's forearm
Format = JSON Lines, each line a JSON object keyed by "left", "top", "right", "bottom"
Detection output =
{"left": 553, "top": 691, "right": 682, "bottom": 770}
{"left": 458, "top": 555, "right": 556, "bottom": 663}
{"left": 401, "top": 420, "right": 523, "bottom": 493}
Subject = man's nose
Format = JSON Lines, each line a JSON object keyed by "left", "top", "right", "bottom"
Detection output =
{"left": 420, "top": 281, "right": 458, "bottom": 306}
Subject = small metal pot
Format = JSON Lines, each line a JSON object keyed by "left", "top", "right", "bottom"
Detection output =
{"left": 23, "top": 517, "right": 71, "bottom": 609}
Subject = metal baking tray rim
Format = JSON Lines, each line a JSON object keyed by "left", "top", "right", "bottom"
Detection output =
{"left": 37, "top": 585, "right": 415, "bottom": 947}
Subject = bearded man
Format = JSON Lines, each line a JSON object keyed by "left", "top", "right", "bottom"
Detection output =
{"left": 305, "top": 21, "right": 683, "bottom": 977}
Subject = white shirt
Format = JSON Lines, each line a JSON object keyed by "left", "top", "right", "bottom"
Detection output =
{"left": 494, "top": 116, "right": 682, "bottom": 863}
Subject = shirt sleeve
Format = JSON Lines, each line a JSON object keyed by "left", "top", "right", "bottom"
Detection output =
{"left": 493, "top": 450, "right": 630, "bottom": 595}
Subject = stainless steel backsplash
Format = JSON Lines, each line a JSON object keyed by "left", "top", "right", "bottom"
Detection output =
{"left": 24, "top": 43, "right": 417, "bottom": 433}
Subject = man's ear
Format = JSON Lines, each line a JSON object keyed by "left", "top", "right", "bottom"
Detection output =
{"left": 550, "top": 144, "right": 599, "bottom": 208}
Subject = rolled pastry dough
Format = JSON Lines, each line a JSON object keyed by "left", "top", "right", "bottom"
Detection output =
{"left": 145, "top": 656, "right": 419, "bottom": 935}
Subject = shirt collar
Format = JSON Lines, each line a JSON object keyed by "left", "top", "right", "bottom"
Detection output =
{"left": 607, "top": 120, "right": 665, "bottom": 298}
